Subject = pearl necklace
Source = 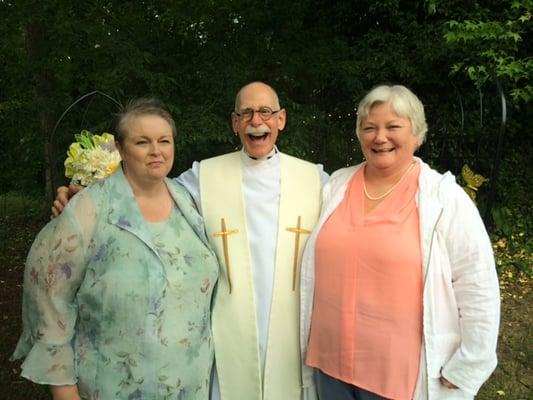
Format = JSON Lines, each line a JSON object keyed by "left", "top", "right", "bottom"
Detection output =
{"left": 363, "top": 161, "right": 416, "bottom": 201}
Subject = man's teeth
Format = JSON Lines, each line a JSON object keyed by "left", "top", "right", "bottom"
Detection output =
{"left": 248, "top": 132, "right": 269, "bottom": 140}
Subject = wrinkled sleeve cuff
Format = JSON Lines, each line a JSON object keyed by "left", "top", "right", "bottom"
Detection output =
{"left": 441, "top": 354, "right": 497, "bottom": 396}
{"left": 12, "top": 336, "right": 77, "bottom": 386}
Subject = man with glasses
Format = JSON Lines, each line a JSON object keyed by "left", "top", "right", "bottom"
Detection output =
{"left": 52, "top": 81, "right": 326, "bottom": 400}
{"left": 178, "top": 81, "right": 326, "bottom": 400}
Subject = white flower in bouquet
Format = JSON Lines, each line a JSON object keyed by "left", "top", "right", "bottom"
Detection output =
{"left": 64, "top": 130, "right": 121, "bottom": 186}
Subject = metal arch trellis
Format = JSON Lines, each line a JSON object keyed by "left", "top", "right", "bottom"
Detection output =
{"left": 48, "top": 91, "right": 123, "bottom": 198}
{"left": 486, "top": 78, "right": 507, "bottom": 218}
{"left": 420, "top": 75, "right": 507, "bottom": 222}
{"left": 471, "top": 75, "right": 506, "bottom": 221}
{"left": 49, "top": 91, "right": 123, "bottom": 143}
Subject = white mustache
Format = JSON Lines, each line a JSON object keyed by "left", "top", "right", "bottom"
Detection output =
{"left": 246, "top": 125, "right": 271, "bottom": 137}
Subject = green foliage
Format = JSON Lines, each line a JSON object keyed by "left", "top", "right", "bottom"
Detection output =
{"left": 0, "top": 192, "right": 48, "bottom": 221}
{"left": 0, "top": 0, "right": 530, "bottom": 237}
{"left": 443, "top": 0, "right": 533, "bottom": 103}
{"left": 1, "top": 5, "right": 531, "bottom": 399}
{"left": 491, "top": 210, "right": 532, "bottom": 275}
{"left": 488, "top": 141, "right": 533, "bottom": 274}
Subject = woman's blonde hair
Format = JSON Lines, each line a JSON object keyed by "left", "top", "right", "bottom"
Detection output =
{"left": 115, "top": 98, "right": 176, "bottom": 144}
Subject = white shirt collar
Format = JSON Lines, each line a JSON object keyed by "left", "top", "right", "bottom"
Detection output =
{"left": 240, "top": 146, "right": 279, "bottom": 167}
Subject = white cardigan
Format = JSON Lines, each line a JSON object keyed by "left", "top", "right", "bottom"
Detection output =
{"left": 300, "top": 159, "right": 500, "bottom": 399}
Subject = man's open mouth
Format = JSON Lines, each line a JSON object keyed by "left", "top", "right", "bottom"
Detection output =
{"left": 248, "top": 132, "right": 270, "bottom": 141}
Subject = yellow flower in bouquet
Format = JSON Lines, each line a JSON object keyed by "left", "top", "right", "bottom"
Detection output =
{"left": 64, "top": 130, "right": 121, "bottom": 186}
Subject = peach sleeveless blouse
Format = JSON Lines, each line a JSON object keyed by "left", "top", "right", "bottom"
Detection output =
{"left": 307, "top": 162, "right": 422, "bottom": 400}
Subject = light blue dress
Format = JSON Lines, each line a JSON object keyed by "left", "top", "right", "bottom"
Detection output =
{"left": 12, "top": 167, "right": 219, "bottom": 399}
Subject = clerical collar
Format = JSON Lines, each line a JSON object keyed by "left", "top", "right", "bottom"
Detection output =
{"left": 243, "top": 146, "right": 278, "bottom": 160}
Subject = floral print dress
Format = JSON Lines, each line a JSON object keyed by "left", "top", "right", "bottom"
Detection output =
{"left": 12, "top": 168, "right": 219, "bottom": 400}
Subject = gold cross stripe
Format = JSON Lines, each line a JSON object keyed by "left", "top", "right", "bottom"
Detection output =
{"left": 212, "top": 218, "right": 238, "bottom": 293}
{"left": 286, "top": 216, "right": 311, "bottom": 291}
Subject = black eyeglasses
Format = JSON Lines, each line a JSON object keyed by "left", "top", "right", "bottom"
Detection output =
{"left": 235, "top": 106, "right": 281, "bottom": 122}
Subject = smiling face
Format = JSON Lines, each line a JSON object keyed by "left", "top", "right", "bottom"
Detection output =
{"left": 359, "top": 102, "right": 419, "bottom": 173}
{"left": 231, "top": 82, "right": 286, "bottom": 158}
{"left": 117, "top": 114, "right": 175, "bottom": 185}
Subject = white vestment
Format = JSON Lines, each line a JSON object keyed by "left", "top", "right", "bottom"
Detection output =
{"left": 176, "top": 148, "right": 327, "bottom": 400}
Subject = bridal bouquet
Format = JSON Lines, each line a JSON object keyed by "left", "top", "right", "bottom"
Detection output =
{"left": 64, "top": 130, "right": 121, "bottom": 186}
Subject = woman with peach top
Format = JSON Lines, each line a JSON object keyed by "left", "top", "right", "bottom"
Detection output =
{"left": 300, "top": 85, "right": 500, "bottom": 400}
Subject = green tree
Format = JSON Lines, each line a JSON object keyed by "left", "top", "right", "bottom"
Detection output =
{"left": 442, "top": 0, "right": 532, "bottom": 103}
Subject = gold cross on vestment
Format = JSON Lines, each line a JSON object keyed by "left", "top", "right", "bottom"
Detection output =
{"left": 286, "top": 216, "right": 311, "bottom": 291}
{"left": 212, "top": 218, "right": 238, "bottom": 293}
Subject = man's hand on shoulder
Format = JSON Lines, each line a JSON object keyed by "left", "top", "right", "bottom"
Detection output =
{"left": 51, "top": 184, "right": 82, "bottom": 219}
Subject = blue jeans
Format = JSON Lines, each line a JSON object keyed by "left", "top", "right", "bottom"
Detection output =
{"left": 315, "top": 370, "right": 388, "bottom": 400}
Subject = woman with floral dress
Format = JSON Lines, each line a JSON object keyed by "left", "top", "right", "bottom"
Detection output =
{"left": 12, "top": 99, "right": 219, "bottom": 400}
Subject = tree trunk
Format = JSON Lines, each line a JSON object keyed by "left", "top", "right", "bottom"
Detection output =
{"left": 25, "top": 21, "right": 56, "bottom": 201}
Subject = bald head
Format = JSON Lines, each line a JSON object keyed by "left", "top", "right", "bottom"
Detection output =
{"left": 234, "top": 82, "right": 281, "bottom": 112}
{"left": 231, "top": 81, "right": 286, "bottom": 159}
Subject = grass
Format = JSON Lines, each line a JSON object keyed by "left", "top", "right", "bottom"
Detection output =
{"left": 0, "top": 194, "right": 49, "bottom": 399}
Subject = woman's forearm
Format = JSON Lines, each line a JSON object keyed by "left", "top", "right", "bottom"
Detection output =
{"left": 50, "top": 384, "right": 81, "bottom": 400}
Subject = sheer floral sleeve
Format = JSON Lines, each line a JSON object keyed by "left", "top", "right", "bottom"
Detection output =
{"left": 12, "top": 190, "right": 96, "bottom": 385}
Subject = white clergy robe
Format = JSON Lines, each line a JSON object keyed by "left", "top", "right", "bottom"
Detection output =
{"left": 176, "top": 149, "right": 326, "bottom": 400}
